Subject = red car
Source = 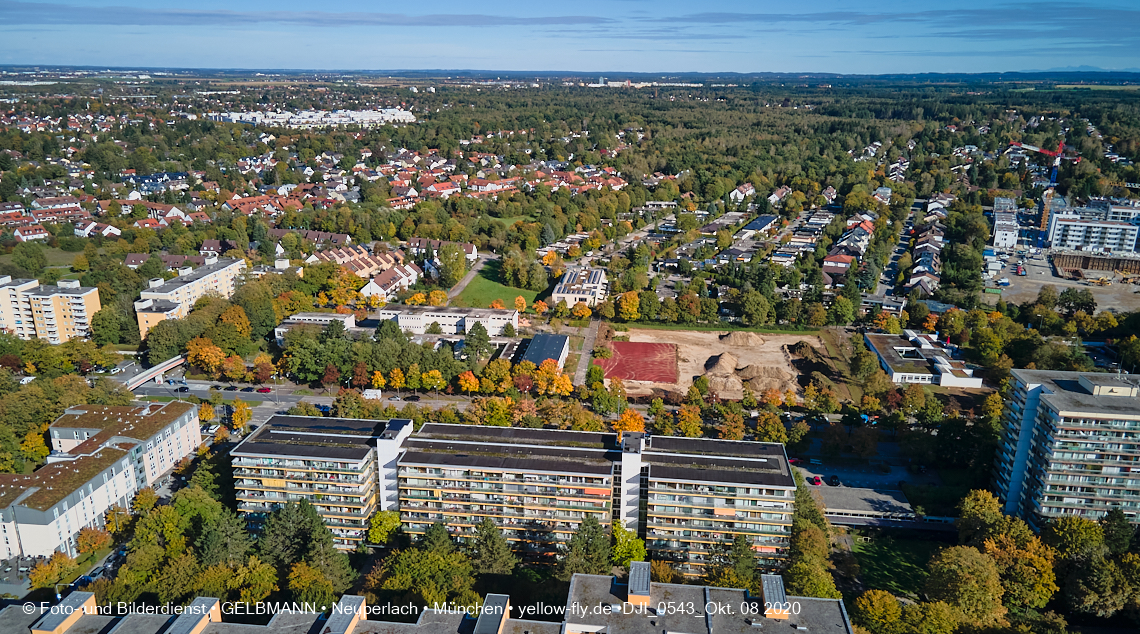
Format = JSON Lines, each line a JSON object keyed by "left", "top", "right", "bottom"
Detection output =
{"left": 808, "top": 476, "right": 823, "bottom": 486}
{"left": 788, "top": 458, "right": 803, "bottom": 465}
{"left": 256, "top": 387, "right": 272, "bottom": 393}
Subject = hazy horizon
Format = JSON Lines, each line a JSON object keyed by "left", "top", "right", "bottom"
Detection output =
{"left": 3, "top": 0, "right": 1140, "bottom": 74}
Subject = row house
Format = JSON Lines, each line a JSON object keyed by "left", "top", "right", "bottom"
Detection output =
{"left": 13, "top": 225, "right": 50, "bottom": 242}
{"left": 903, "top": 221, "right": 947, "bottom": 296}
{"left": 73, "top": 220, "right": 122, "bottom": 239}
{"left": 30, "top": 208, "right": 90, "bottom": 224}
{"left": 404, "top": 237, "right": 478, "bottom": 263}
{"left": 267, "top": 228, "right": 351, "bottom": 247}
{"left": 305, "top": 246, "right": 406, "bottom": 279}
{"left": 359, "top": 262, "right": 423, "bottom": 300}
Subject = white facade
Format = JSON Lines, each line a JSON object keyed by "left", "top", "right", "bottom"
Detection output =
{"left": 551, "top": 267, "right": 609, "bottom": 307}
{"left": 1047, "top": 213, "right": 1139, "bottom": 253}
{"left": 274, "top": 312, "right": 357, "bottom": 345}
{"left": 376, "top": 305, "right": 518, "bottom": 336}
{"left": 992, "top": 211, "right": 1019, "bottom": 249}
{"left": 0, "top": 402, "right": 201, "bottom": 558}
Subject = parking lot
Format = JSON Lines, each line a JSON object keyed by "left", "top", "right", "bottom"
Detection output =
{"left": 993, "top": 251, "right": 1140, "bottom": 312}
{"left": 793, "top": 463, "right": 941, "bottom": 490}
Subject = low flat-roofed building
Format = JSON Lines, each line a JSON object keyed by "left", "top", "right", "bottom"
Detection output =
{"left": 817, "top": 487, "right": 917, "bottom": 525}
{"left": 519, "top": 333, "right": 570, "bottom": 369}
{"left": 376, "top": 304, "right": 519, "bottom": 336}
{"left": 231, "top": 415, "right": 413, "bottom": 550}
{"left": 274, "top": 312, "right": 356, "bottom": 345}
{"left": 551, "top": 267, "right": 608, "bottom": 307}
{"left": 864, "top": 330, "right": 983, "bottom": 388}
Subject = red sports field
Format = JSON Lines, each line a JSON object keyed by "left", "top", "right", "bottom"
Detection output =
{"left": 593, "top": 341, "right": 678, "bottom": 383}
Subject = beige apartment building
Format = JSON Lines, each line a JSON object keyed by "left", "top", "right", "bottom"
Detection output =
{"left": 0, "top": 277, "right": 101, "bottom": 344}
{"left": 134, "top": 256, "right": 246, "bottom": 338}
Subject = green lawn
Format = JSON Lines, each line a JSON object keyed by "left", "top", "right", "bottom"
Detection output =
{"left": 453, "top": 260, "right": 539, "bottom": 309}
{"left": 494, "top": 214, "right": 534, "bottom": 227}
{"left": 851, "top": 531, "right": 946, "bottom": 599}
{"left": 0, "top": 247, "right": 82, "bottom": 268}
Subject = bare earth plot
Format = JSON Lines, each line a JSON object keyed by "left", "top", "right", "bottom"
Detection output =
{"left": 988, "top": 255, "right": 1140, "bottom": 312}
{"left": 615, "top": 329, "right": 822, "bottom": 399}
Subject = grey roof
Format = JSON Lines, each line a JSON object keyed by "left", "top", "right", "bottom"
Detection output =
{"left": 1012, "top": 369, "right": 1140, "bottom": 417}
{"left": 644, "top": 436, "right": 794, "bottom": 488}
{"left": 565, "top": 574, "right": 853, "bottom": 634}
{"left": 135, "top": 299, "right": 181, "bottom": 314}
{"left": 231, "top": 415, "right": 388, "bottom": 461}
{"left": 628, "top": 561, "right": 651, "bottom": 596}
{"left": 167, "top": 598, "right": 219, "bottom": 634}
{"left": 520, "top": 333, "right": 569, "bottom": 366}
{"left": 379, "top": 304, "right": 518, "bottom": 318}
{"left": 760, "top": 574, "right": 787, "bottom": 606}
{"left": 30, "top": 592, "right": 95, "bottom": 633}
{"left": 819, "top": 487, "right": 914, "bottom": 515}
{"left": 323, "top": 596, "right": 364, "bottom": 634}
{"left": 140, "top": 257, "right": 243, "bottom": 294}
{"left": 24, "top": 284, "right": 98, "bottom": 297}
{"left": 474, "top": 595, "right": 510, "bottom": 634}
{"left": 417, "top": 423, "right": 618, "bottom": 449}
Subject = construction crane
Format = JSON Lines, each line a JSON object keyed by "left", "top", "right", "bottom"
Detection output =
{"left": 1012, "top": 141, "right": 1081, "bottom": 243}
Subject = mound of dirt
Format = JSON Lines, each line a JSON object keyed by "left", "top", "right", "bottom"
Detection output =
{"left": 720, "top": 331, "right": 766, "bottom": 347}
{"left": 738, "top": 364, "right": 793, "bottom": 381}
{"left": 708, "top": 374, "right": 745, "bottom": 397}
{"left": 789, "top": 340, "right": 822, "bottom": 360}
{"left": 705, "top": 352, "right": 740, "bottom": 375}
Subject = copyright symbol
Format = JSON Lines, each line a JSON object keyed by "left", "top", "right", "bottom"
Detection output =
{"left": 22, "top": 603, "right": 35, "bottom": 614}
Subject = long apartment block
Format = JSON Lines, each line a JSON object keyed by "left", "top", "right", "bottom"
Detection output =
{"left": 133, "top": 256, "right": 246, "bottom": 338}
{"left": 0, "top": 277, "right": 101, "bottom": 343}
{"left": 230, "top": 416, "right": 413, "bottom": 549}
{"left": 232, "top": 416, "right": 795, "bottom": 574}
{"left": 0, "top": 402, "right": 200, "bottom": 558}
{"left": 995, "top": 370, "right": 1140, "bottom": 529}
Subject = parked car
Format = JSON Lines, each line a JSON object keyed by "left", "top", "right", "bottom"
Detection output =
{"left": 389, "top": 396, "right": 402, "bottom": 401}
{"left": 256, "top": 387, "right": 272, "bottom": 393}
{"left": 224, "top": 385, "right": 239, "bottom": 391}
{"left": 90, "top": 566, "right": 104, "bottom": 579}
{"left": 808, "top": 476, "right": 822, "bottom": 486}
{"left": 241, "top": 386, "right": 255, "bottom": 392}
{"left": 826, "top": 475, "right": 841, "bottom": 486}
{"left": 405, "top": 395, "right": 421, "bottom": 402}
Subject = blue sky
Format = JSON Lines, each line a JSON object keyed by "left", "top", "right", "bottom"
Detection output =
{"left": 2, "top": 0, "right": 1139, "bottom": 74}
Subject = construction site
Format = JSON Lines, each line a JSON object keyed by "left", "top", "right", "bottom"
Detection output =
{"left": 604, "top": 329, "right": 819, "bottom": 399}
{"left": 995, "top": 252, "right": 1140, "bottom": 311}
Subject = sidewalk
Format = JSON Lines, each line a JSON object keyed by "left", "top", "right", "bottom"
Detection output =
{"left": 573, "top": 320, "right": 601, "bottom": 386}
